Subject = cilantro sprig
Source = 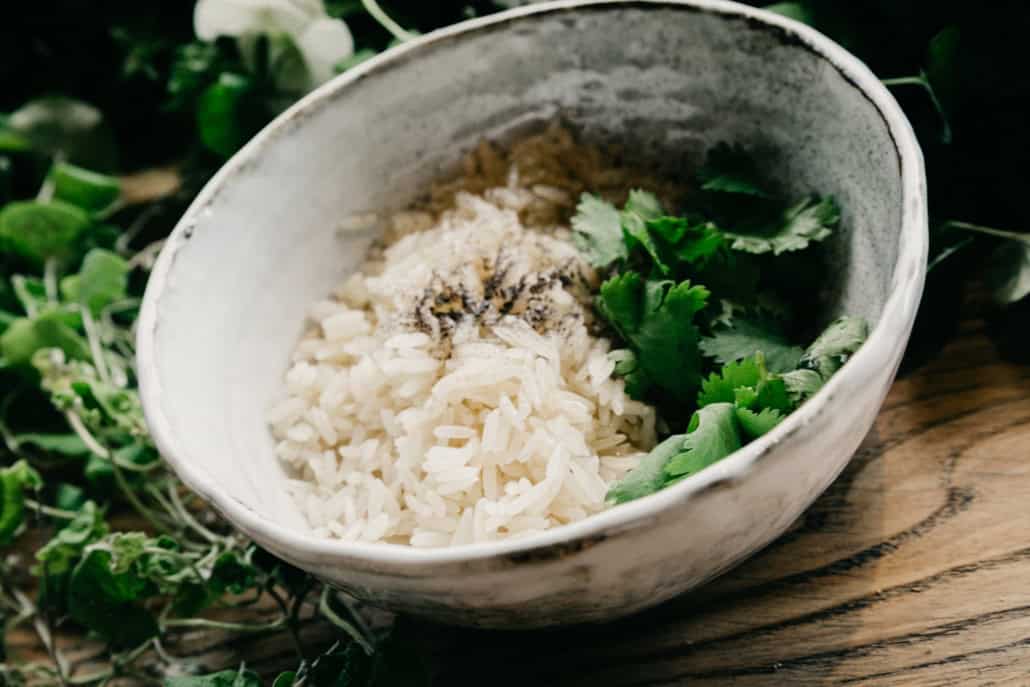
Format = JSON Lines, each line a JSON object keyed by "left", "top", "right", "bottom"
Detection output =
{"left": 571, "top": 144, "right": 867, "bottom": 504}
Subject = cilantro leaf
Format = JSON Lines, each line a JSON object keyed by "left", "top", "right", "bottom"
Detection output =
{"left": 736, "top": 407, "right": 784, "bottom": 438}
{"left": 620, "top": 190, "right": 667, "bottom": 273}
{"left": 724, "top": 195, "right": 839, "bottom": 255}
{"left": 697, "top": 357, "right": 763, "bottom": 406}
{"left": 782, "top": 368, "right": 825, "bottom": 401}
{"left": 599, "top": 275, "right": 709, "bottom": 403}
{"left": 697, "top": 143, "right": 772, "bottom": 198}
{"left": 664, "top": 402, "right": 742, "bottom": 478}
{"left": 571, "top": 193, "right": 627, "bottom": 269}
{"left": 700, "top": 317, "right": 803, "bottom": 373}
{"left": 799, "top": 315, "right": 868, "bottom": 378}
{"left": 606, "top": 434, "right": 687, "bottom": 504}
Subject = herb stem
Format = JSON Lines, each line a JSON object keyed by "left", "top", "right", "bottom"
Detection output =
{"left": 361, "top": 0, "right": 417, "bottom": 42}
{"left": 318, "top": 585, "right": 375, "bottom": 655}
{"left": 162, "top": 617, "right": 286, "bottom": 633}
{"left": 24, "top": 499, "right": 79, "bottom": 520}
{"left": 81, "top": 306, "right": 113, "bottom": 386}
{"left": 167, "top": 482, "right": 225, "bottom": 545}
{"left": 927, "top": 236, "right": 974, "bottom": 273}
{"left": 44, "top": 257, "right": 59, "bottom": 304}
{"left": 882, "top": 71, "right": 952, "bottom": 144}
{"left": 942, "top": 220, "right": 1030, "bottom": 244}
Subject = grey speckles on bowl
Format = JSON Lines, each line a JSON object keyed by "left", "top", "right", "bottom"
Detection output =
{"left": 137, "top": 0, "right": 926, "bottom": 627}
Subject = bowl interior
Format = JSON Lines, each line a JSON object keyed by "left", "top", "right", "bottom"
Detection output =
{"left": 143, "top": 3, "right": 904, "bottom": 537}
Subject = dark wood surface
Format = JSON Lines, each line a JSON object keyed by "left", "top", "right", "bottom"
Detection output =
{"left": 8, "top": 175, "right": 1030, "bottom": 684}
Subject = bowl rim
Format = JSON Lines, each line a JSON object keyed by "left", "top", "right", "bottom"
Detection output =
{"left": 137, "top": 0, "right": 928, "bottom": 567}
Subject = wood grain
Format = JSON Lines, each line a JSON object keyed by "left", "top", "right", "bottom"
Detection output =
{"left": 7, "top": 309, "right": 1030, "bottom": 686}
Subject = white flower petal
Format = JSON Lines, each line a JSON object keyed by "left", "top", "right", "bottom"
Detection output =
{"left": 194, "top": 0, "right": 319, "bottom": 41}
{"left": 295, "top": 18, "right": 355, "bottom": 86}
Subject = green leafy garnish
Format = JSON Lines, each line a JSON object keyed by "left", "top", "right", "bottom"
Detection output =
{"left": 0, "top": 200, "right": 92, "bottom": 266}
{"left": 571, "top": 193, "right": 627, "bottom": 269}
{"left": 598, "top": 273, "right": 709, "bottom": 403}
{"left": 0, "top": 460, "right": 42, "bottom": 545}
{"left": 798, "top": 315, "right": 869, "bottom": 378}
{"left": 697, "top": 143, "right": 772, "bottom": 198}
{"left": 700, "top": 318, "right": 804, "bottom": 374}
{"left": 664, "top": 403, "right": 743, "bottom": 479}
{"left": 723, "top": 195, "right": 839, "bottom": 255}
{"left": 60, "top": 248, "right": 130, "bottom": 316}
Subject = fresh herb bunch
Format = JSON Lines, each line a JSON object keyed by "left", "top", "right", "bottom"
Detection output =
{"left": 1, "top": 5, "right": 464, "bottom": 686}
{"left": 570, "top": 145, "right": 866, "bottom": 502}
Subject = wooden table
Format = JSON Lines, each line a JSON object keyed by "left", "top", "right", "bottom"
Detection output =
{"left": 9, "top": 303, "right": 1030, "bottom": 685}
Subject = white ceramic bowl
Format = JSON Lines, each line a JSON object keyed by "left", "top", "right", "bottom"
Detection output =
{"left": 138, "top": 0, "right": 927, "bottom": 628}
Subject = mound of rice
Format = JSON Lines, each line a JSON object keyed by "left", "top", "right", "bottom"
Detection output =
{"left": 269, "top": 126, "right": 660, "bottom": 547}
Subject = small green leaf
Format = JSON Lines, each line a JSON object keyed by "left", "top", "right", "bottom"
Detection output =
{"left": 764, "top": 2, "right": 814, "bottom": 25}
{"left": 664, "top": 403, "right": 743, "bottom": 478}
{"left": 724, "top": 196, "right": 838, "bottom": 255}
{"left": 12, "top": 432, "right": 90, "bottom": 457}
{"left": 68, "top": 548, "right": 159, "bottom": 648}
{"left": 620, "top": 190, "right": 667, "bottom": 272}
{"left": 700, "top": 318, "right": 803, "bottom": 374}
{"left": 736, "top": 407, "right": 784, "bottom": 438}
{"left": 272, "top": 672, "right": 296, "bottom": 687}
{"left": 60, "top": 249, "right": 130, "bottom": 316}
{"left": 0, "top": 200, "right": 92, "bottom": 266}
{"left": 0, "top": 310, "right": 91, "bottom": 368}
{"left": 197, "top": 73, "right": 263, "bottom": 158}
{"left": 55, "top": 483, "right": 87, "bottom": 512}
{"left": 925, "top": 27, "right": 960, "bottom": 121}
{"left": 697, "top": 143, "right": 772, "bottom": 198}
{"left": 0, "top": 460, "right": 43, "bottom": 545}
{"left": 799, "top": 316, "right": 868, "bottom": 378}
{"left": 606, "top": 434, "right": 687, "bottom": 504}
{"left": 782, "top": 368, "right": 824, "bottom": 401}
{"left": 571, "top": 193, "right": 627, "bottom": 269}
{"left": 48, "top": 162, "right": 121, "bottom": 214}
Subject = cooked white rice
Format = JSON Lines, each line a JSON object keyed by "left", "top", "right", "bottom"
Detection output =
{"left": 270, "top": 129, "right": 660, "bottom": 547}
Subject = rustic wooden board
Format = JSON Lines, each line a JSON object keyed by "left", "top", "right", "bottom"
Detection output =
{"left": 7, "top": 231, "right": 1029, "bottom": 684}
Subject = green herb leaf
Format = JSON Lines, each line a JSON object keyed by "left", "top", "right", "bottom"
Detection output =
{"left": 606, "top": 434, "right": 687, "bottom": 504}
{"left": 697, "top": 143, "right": 771, "bottom": 198}
{"left": 599, "top": 275, "right": 709, "bottom": 403}
{"left": 664, "top": 402, "right": 742, "bottom": 478}
{"left": 48, "top": 162, "right": 121, "bottom": 214}
{"left": 724, "top": 195, "right": 838, "bottom": 255}
{"left": 0, "top": 310, "right": 91, "bottom": 368}
{"left": 68, "top": 547, "right": 160, "bottom": 648}
{"left": 735, "top": 407, "right": 784, "bottom": 438}
{"left": 11, "top": 432, "right": 90, "bottom": 456}
{"left": 620, "top": 190, "right": 667, "bottom": 272}
{"left": 700, "top": 318, "right": 803, "bottom": 374}
{"left": 0, "top": 200, "right": 92, "bottom": 266}
{"left": 0, "top": 461, "right": 43, "bottom": 545}
{"left": 60, "top": 248, "right": 130, "bottom": 316}
{"left": 782, "top": 368, "right": 824, "bottom": 401}
{"left": 925, "top": 26, "right": 960, "bottom": 122}
{"left": 764, "top": 2, "right": 814, "bottom": 25}
{"left": 164, "top": 667, "right": 261, "bottom": 687}
{"left": 571, "top": 193, "right": 627, "bottom": 269}
{"left": 799, "top": 316, "right": 868, "bottom": 378}
{"left": 272, "top": 672, "right": 296, "bottom": 687}
{"left": 196, "top": 73, "right": 263, "bottom": 158}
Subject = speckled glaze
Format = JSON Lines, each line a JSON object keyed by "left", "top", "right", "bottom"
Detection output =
{"left": 137, "top": 0, "right": 927, "bottom": 628}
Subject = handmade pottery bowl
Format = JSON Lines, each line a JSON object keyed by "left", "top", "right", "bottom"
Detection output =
{"left": 137, "top": 0, "right": 927, "bottom": 628}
